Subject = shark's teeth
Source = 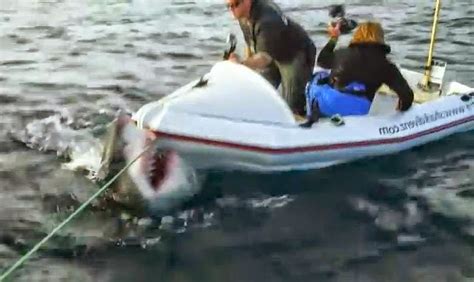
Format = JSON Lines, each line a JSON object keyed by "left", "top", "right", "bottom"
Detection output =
{"left": 149, "top": 149, "right": 171, "bottom": 191}
{"left": 147, "top": 148, "right": 157, "bottom": 179}
{"left": 147, "top": 147, "right": 168, "bottom": 190}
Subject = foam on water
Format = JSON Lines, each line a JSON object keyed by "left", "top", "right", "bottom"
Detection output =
{"left": 9, "top": 115, "right": 104, "bottom": 179}
{"left": 407, "top": 157, "right": 474, "bottom": 236}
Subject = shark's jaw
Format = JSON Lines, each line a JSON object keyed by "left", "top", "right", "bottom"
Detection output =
{"left": 102, "top": 114, "right": 201, "bottom": 214}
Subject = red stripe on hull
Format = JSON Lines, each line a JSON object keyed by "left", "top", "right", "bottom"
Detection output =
{"left": 152, "top": 116, "right": 474, "bottom": 154}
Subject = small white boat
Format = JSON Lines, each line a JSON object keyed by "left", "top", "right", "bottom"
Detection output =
{"left": 131, "top": 0, "right": 473, "bottom": 173}
{"left": 132, "top": 60, "right": 474, "bottom": 172}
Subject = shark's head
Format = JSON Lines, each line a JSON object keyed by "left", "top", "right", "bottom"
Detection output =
{"left": 8, "top": 113, "right": 201, "bottom": 216}
{"left": 97, "top": 114, "right": 201, "bottom": 215}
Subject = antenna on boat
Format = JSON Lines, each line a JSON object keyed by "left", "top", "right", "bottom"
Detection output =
{"left": 418, "top": 0, "right": 444, "bottom": 93}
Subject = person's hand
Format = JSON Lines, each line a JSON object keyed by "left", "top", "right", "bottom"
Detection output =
{"left": 328, "top": 21, "right": 341, "bottom": 39}
{"left": 228, "top": 52, "right": 240, "bottom": 63}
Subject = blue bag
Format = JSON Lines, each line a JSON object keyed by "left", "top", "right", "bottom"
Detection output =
{"left": 305, "top": 71, "right": 371, "bottom": 118}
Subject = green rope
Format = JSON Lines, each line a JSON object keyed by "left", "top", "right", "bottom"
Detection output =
{"left": 0, "top": 144, "right": 153, "bottom": 281}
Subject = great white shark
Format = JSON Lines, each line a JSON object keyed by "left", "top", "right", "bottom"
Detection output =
{"left": 10, "top": 113, "right": 202, "bottom": 216}
{"left": 94, "top": 114, "right": 202, "bottom": 215}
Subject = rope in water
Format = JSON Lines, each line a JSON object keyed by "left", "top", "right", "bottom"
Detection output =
{"left": 0, "top": 144, "right": 153, "bottom": 281}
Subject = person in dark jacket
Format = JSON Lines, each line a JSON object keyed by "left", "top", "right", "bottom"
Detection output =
{"left": 300, "top": 21, "right": 414, "bottom": 127}
{"left": 226, "top": 0, "right": 317, "bottom": 116}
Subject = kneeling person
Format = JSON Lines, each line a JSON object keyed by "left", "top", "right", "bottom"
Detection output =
{"left": 301, "top": 21, "right": 414, "bottom": 128}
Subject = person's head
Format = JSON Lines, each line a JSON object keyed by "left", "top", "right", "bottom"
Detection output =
{"left": 226, "top": 0, "right": 252, "bottom": 19}
{"left": 350, "top": 21, "right": 385, "bottom": 45}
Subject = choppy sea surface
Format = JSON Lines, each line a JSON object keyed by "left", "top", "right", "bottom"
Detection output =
{"left": 0, "top": 0, "right": 473, "bottom": 281}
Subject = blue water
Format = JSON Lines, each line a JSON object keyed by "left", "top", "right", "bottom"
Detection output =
{"left": 0, "top": 0, "right": 473, "bottom": 281}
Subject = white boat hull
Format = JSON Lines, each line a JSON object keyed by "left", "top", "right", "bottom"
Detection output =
{"left": 133, "top": 62, "right": 474, "bottom": 172}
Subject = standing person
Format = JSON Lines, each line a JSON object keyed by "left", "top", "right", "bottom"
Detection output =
{"left": 226, "top": 0, "right": 316, "bottom": 116}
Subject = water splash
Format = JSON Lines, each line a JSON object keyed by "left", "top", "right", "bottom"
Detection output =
{"left": 9, "top": 115, "right": 103, "bottom": 179}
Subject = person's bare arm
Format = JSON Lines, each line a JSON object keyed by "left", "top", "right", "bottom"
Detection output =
{"left": 241, "top": 52, "right": 272, "bottom": 69}
{"left": 228, "top": 51, "right": 272, "bottom": 70}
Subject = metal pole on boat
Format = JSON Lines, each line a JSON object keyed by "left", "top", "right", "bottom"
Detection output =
{"left": 420, "top": 0, "right": 441, "bottom": 90}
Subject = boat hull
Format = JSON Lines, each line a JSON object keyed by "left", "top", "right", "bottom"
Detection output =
{"left": 133, "top": 62, "right": 474, "bottom": 172}
{"left": 152, "top": 120, "right": 474, "bottom": 172}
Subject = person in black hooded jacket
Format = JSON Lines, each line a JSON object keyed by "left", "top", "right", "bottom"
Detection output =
{"left": 300, "top": 21, "right": 414, "bottom": 127}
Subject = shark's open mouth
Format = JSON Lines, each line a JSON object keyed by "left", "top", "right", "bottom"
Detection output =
{"left": 147, "top": 149, "right": 173, "bottom": 191}
{"left": 96, "top": 114, "right": 200, "bottom": 213}
{"left": 110, "top": 115, "right": 176, "bottom": 195}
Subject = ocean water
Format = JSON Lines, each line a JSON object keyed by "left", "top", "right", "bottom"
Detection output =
{"left": 0, "top": 0, "right": 473, "bottom": 281}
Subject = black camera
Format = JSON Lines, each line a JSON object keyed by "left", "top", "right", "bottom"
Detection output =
{"left": 329, "top": 5, "right": 358, "bottom": 34}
